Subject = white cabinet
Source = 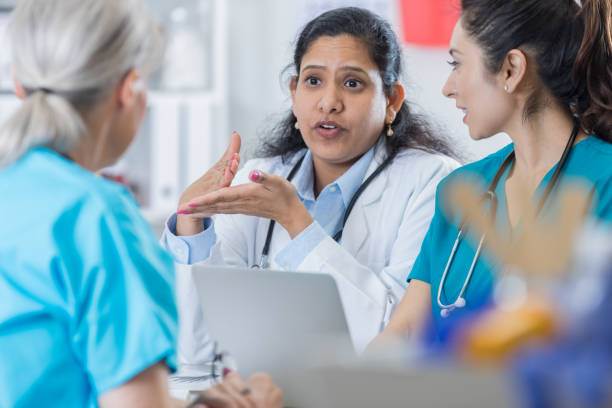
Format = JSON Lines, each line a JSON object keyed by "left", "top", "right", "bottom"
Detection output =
{"left": 107, "top": 0, "right": 229, "bottom": 232}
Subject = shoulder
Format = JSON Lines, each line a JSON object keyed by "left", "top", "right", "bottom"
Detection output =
{"left": 564, "top": 136, "right": 612, "bottom": 190}
{"left": 0, "top": 148, "right": 165, "bottom": 275}
{"left": 392, "top": 148, "right": 460, "bottom": 174}
{"left": 382, "top": 148, "right": 459, "bottom": 192}
{"left": 449, "top": 143, "right": 513, "bottom": 179}
{"left": 576, "top": 136, "right": 612, "bottom": 175}
{"left": 584, "top": 135, "right": 612, "bottom": 155}
{"left": 438, "top": 143, "right": 514, "bottom": 191}
{"left": 1, "top": 148, "right": 138, "bottom": 218}
{"left": 573, "top": 137, "right": 612, "bottom": 220}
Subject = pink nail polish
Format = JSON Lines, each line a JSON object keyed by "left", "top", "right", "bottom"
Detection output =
{"left": 188, "top": 203, "right": 197, "bottom": 207}
{"left": 177, "top": 210, "right": 192, "bottom": 215}
{"left": 250, "top": 171, "right": 260, "bottom": 181}
{"left": 223, "top": 367, "right": 232, "bottom": 377}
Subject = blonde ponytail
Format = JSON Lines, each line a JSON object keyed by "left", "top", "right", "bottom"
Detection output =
{"left": 0, "top": 91, "right": 85, "bottom": 166}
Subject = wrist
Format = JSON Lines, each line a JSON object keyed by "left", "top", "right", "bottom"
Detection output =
{"left": 176, "top": 214, "right": 205, "bottom": 236}
{"left": 281, "top": 203, "right": 313, "bottom": 239}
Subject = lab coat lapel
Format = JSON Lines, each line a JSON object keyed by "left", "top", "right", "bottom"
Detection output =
{"left": 342, "top": 145, "right": 389, "bottom": 253}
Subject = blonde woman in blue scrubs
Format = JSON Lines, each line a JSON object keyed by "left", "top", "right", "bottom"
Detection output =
{"left": 372, "top": 0, "right": 612, "bottom": 345}
{"left": 0, "top": 0, "right": 280, "bottom": 407}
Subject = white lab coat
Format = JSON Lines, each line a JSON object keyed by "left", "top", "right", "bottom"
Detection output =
{"left": 170, "top": 143, "right": 458, "bottom": 364}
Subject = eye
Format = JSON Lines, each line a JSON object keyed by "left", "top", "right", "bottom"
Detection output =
{"left": 447, "top": 60, "right": 460, "bottom": 70}
{"left": 305, "top": 76, "right": 321, "bottom": 86}
{"left": 344, "top": 79, "right": 362, "bottom": 88}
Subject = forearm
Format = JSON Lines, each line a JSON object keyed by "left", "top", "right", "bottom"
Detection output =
{"left": 383, "top": 279, "right": 432, "bottom": 337}
{"left": 176, "top": 214, "right": 205, "bottom": 236}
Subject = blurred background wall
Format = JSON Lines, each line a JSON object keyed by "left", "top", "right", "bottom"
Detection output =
{"left": 0, "top": 0, "right": 510, "bottom": 233}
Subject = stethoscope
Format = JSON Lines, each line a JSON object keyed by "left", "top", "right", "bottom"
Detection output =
{"left": 437, "top": 123, "right": 580, "bottom": 317}
{"left": 253, "top": 152, "right": 392, "bottom": 268}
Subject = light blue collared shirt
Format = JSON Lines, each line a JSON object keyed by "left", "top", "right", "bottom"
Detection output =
{"left": 161, "top": 144, "right": 376, "bottom": 269}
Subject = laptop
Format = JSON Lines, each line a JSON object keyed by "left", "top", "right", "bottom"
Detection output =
{"left": 191, "top": 265, "right": 355, "bottom": 406}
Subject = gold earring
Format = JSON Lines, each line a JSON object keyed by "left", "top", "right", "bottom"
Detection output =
{"left": 386, "top": 123, "right": 394, "bottom": 137}
{"left": 294, "top": 121, "right": 299, "bottom": 130}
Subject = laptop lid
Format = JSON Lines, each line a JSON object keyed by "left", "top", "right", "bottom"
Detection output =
{"left": 191, "top": 265, "right": 355, "bottom": 405}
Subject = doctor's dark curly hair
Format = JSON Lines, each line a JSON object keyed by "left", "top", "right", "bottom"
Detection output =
{"left": 258, "top": 7, "right": 457, "bottom": 163}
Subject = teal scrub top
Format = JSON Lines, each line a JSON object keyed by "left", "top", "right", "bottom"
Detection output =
{"left": 0, "top": 148, "right": 178, "bottom": 408}
{"left": 408, "top": 136, "right": 612, "bottom": 333}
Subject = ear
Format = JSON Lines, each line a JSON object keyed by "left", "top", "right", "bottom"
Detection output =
{"left": 500, "top": 49, "right": 527, "bottom": 93}
{"left": 385, "top": 82, "right": 405, "bottom": 124}
{"left": 12, "top": 70, "right": 25, "bottom": 100}
{"left": 289, "top": 75, "right": 298, "bottom": 105}
{"left": 290, "top": 75, "right": 300, "bottom": 118}
{"left": 115, "top": 69, "right": 143, "bottom": 108}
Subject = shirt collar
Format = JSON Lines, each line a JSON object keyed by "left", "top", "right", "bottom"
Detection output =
{"left": 293, "top": 141, "right": 377, "bottom": 206}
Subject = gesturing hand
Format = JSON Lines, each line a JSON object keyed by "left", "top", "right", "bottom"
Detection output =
{"left": 189, "top": 371, "right": 282, "bottom": 408}
{"left": 178, "top": 169, "right": 314, "bottom": 239}
{"left": 176, "top": 131, "right": 241, "bottom": 236}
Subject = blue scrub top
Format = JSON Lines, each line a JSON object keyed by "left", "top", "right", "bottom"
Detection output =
{"left": 408, "top": 135, "right": 612, "bottom": 334}
{"left": 0, "top": 148, "right": 177, "bottom": 408}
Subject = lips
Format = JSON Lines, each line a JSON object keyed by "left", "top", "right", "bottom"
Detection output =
{"left": 315, "top": 120, "right": 344, "bottom": 139}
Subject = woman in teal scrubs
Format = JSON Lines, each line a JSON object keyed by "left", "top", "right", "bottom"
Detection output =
{"left": 0, "top": 0, "right": 280, "bottom": 407}
{"left": 372, "top": 0, "right": 612, "bottom": 342}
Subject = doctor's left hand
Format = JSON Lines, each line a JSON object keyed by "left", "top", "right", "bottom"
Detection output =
{"left": 178, "top": 169, "right": 314, "bottom": 239}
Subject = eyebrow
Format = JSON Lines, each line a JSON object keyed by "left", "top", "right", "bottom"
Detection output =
{"left": 449, "top": 48, "right": 463, "bottom": 56}
{"left": 301, "top": 64, "right": 369, "bottom": 75}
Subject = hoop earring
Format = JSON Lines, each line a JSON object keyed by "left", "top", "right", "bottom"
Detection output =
{"left": 386, "top": 123, "right": 394, "bottom": 137}
{"left": 294, "top": 121, "right": 300, "bottom": 130}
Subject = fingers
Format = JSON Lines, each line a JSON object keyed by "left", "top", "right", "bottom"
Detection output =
{"left": 223, "top": 153, "right": 240, "bottom": 187}
{"left": 196, "top": 371, "right": 253, "bottom": 408}
{"left": 222, "top": 131, "right": 242, "bottom": 162}
{"left": 177, "top": 184, "right": 265, "bottom": 219}
{"left": 220, "top": 132, "right": 242, "bottom": 187}
{"left": 248, "top": 170, "right": 293, "bottom": 193}
{"left": 245, "top": 373, "right": 283, "bottom": 408}
{"left": 184, "top": 184, "right": 257, "bottom": 209}
{"left": 177, "top": 132, "right": 242, "bottom": 210}
{"left": 222, "top": 371, "right": 251, "bottom": 395}
{"left": 214, "top": 132, "right": 242, "bottom": 188}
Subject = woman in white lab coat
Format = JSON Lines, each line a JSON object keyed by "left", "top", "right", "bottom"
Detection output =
{"left": 162, "top": 7, "right": 459, "bottom": 359}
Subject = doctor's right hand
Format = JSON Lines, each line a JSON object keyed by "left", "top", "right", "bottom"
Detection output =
{"left": 188, "top": 371, "right": 282, "bottom": 408}
{"left": 176, "top": 131, "right": 241, "bottom": 236}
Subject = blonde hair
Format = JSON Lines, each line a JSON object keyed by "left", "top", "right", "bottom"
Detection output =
{"left": 0, "top": 0, "right": 164, "bottom": 166}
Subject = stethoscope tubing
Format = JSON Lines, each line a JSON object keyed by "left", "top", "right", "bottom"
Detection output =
{"left": 437, "top": 122, "right": 580, "bottom": 317}
{"left": 255, "top": 150, "right": 392, "bottom": 268}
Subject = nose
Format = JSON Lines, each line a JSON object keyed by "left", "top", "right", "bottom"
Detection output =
{"left": 318, "top": 84, "right": 343, "bottom": 114}
{"left": 442, "top": 74, "right": 456, "bottom": 99}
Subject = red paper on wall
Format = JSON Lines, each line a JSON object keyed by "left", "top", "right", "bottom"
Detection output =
{"left": 399, "top": 0, "right": 460, "bottom": 47}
